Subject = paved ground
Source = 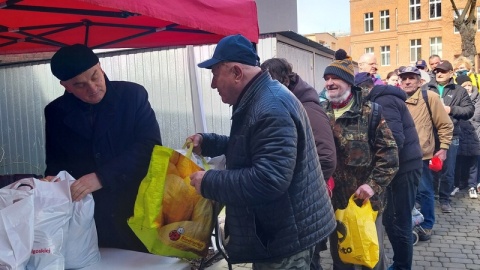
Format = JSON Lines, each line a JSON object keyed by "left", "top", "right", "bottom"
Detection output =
{"left": 202, "top": 188, "right": 480, "bottom": 270}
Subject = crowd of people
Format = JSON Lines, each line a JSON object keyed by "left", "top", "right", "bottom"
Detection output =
{"left": 42, "top": 36, "right": 479, "bottom": 270}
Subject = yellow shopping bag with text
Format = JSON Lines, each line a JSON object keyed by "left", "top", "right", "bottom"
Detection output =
{"left": 128, "top": 144, "right": 214, "bottom": 259}
{"left": 334, "top": 195, "right": 379, "bottom": 268}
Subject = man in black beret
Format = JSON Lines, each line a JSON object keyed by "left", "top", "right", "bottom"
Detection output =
{"left": 45, "top": 44, "right": 162, "bottom": 252}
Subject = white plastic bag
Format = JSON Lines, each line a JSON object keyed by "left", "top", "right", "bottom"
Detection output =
{"left": 2, "top": 171, "right": 100, "bottom": 270}
{"left": 0, "top": 186, "right": 34, "bottom": 270}
{"left": 58, "top": 171, "right": 100, "bottom": 269}
{"left": 26, "top": 177, "right": 72, "bottom": 270}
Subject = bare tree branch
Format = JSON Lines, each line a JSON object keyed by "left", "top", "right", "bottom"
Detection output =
{"left": 451, "top": 0, "right": 461, "bottom": 17}
{"left": 467, "top": 0, "right": 477, "bottom": 24}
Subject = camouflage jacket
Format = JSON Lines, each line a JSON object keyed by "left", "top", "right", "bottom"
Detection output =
{"left": 320, "top": 87, "right": 399, "bottom": 214}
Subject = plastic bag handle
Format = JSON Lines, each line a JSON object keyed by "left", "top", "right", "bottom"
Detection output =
{"left": 183, "top": 139, "right": 211, "bottom": 171}
{"left": 348, "top": 194, "right": 372, "bottom": 209}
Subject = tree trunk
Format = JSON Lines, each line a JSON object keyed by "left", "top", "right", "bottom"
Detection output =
{"left": 458, "top": 25, "right": 477, "bottom": 65}
{"left": 452, "top": 0, "right": 477, "bottom": 69}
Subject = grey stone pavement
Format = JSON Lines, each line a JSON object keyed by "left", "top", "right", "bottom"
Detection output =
{"left": 201, "top": 188, "right": 480, "bottom": 270}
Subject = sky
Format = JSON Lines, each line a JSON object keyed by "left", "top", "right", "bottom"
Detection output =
{"left": 297, "top": 0, "right": 351, "bottom": 34}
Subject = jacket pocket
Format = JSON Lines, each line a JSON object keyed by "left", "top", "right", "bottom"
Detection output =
{"left": 344, "top": 138, "right": 372, "bottom": 167}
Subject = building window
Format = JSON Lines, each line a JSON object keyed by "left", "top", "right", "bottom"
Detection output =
{"left": 365, "top": 12, "right": 374, "bottom": 33}
{"left": 410, "top": 0, "right": 421, "bottom": 21}
{"left": 381, "top": 46, "right": 391, "bottom": 66}
{"left": 454, "top": 9, "right": 463, "bottom": 33}
{"left": 478, "top": 7, "right": 480, "bottom": 30}
{"left": 430, "top": 37, "right": 442, "bottom": 58}
{"left": 380, "top": 10, "right": 390, "bottom": 31}
{"left": 365, "top": 47, "right": 374, "bottom": 54}
{"left": 430, "top": 0, "right": 441, "bottom": 19}
{"left": 410, "top": 39, "right": 422, "bottom": 63}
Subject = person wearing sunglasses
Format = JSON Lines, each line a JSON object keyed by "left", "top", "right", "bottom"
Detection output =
{"left": 425, "top": 60, "right": 474, "bottom": 214}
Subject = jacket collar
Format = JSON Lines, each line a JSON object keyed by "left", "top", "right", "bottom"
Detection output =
{"left": 426, "top": 78, "right": 456, "bottom": 92}
{"left": 232, "top": 71, "right": 270, "bottom": 117}
{"left": 405, "top": 88, "right": 422, "bottom": 105}
{"left": 63, "top": 75, "right": 116, "bottom": 140}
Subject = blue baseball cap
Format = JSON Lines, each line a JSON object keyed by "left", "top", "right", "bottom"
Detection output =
{"left": 198, "top": 34, "right": 260, "bottom": 69}
{"left": 415, "top": 59, "right": 427, "bottom": 68}
{"left": 399, "top": 66, "right": 421, "bottom": 76}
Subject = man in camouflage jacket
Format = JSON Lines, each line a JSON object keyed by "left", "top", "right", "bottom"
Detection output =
{"left": 320, "top": 53, "right": 399, "bottom": 270}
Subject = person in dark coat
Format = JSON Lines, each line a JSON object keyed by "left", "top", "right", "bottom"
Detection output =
{"left": 260, "top": 58, "right": 337, "bottom": 270}
{"left": 260, "top": 58, "right": 336, "bottom": 182}
{"left": 453, "top": 75, "right": 480, "bottom": 198}
{"left": 187, "top": 35, "right": 336, "bottom": 267}
{"left": 423, "top": 60, "right": 475, "bottom": 213}
{"left": 45, "top": 44, "right": 162, "bottom": 252}
{"left": 466, "top": 76, "right": 480, "bottom": 194}
{"left": 356, "top": 72, "right": 423, "bottom": 270}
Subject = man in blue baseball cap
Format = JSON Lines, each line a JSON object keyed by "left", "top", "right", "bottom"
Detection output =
{"left": 187, "top": 34, "right": 336, "bottom": 268}
{"left": 416, "top": 59, "right": 428, "bottom": 71}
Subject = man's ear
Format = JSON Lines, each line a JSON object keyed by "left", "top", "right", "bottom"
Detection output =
{"left": 232, "top": 65, "right": 243, "bottom": 80}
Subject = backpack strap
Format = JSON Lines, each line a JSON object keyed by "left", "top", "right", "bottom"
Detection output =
{"left": 422, "top": 88, "right": 442, "bottom": 151}
{"left": 421, "top": 89, "right": 434, "bottom": 124}
{"left": 368, "top": 102, "right": 382, "bottom": 147}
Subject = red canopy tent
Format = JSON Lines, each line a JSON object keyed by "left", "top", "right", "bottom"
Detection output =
{"left": 0, "top": 0, "right": 259, "bottom": 54}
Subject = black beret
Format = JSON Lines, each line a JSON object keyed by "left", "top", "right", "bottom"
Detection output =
{"left": 50, "top": 44, "right": 99, "bottom": 81}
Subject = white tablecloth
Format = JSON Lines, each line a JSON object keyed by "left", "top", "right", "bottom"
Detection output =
{"left": 80, "top": 248, "right": 191, "bottom": 270}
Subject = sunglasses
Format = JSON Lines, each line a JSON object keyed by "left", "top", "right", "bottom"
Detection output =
{"left": 433, "top": 69, "right": 450, "bottom": 74}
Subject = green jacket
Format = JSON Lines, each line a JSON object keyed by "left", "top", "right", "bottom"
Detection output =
{"left": 320, "top": 87, "right": 399, "bottom": 213}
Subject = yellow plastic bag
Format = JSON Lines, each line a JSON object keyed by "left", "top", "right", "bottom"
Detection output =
{"left": 334, "top": 195, "right": 379, "bottom": 268}
{"left": 127, "top": 144, "right": 214, "bottom": 259}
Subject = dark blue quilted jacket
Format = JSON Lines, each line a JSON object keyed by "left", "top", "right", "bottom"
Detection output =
{"left": 200, "top": 71, "right": 336, "bottom": 263}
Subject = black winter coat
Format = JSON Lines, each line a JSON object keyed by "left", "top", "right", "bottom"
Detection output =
{"left": 424, "top": 79, "right": 474, "bottom": 137}
{"left": 458, "top": 91, "right": 480, "bottom": 156}
{"left": 200, "top": 72, "right": 336, "bottom": 263}
{"left": 365, "top": 85, "right": 423, "bottom": 174}
{"left": 470, "top": 91, "right": 480, "bottom": 140}
{"left": 44, "top": 77, "right": 162, "bottom": 251}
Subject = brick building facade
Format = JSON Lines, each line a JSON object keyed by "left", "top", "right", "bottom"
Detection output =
{"left": 339, "top": 0, "right": 480, "bottom": 79}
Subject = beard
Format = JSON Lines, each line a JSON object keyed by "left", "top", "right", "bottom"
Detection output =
{"left": 326, "top": 88, "right": 352, "bottom": 104}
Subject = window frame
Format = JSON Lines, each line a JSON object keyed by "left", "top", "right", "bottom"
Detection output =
{"left": 410, "top": 0, "right": 421, "bottom": 21}
{"left": 380, "top": 45, "right": 391, "bottom": 66}
{"left": 410, "top": 39, "right": 422, "bottom": 63}
{"left": 380, "top": 10, "right": 390, "bottom": 31}
{"left": 429, "top": 37, "right": 442, "bottom": 58}
{"left": 364, "top": 12, "right": 374, "bottom": 33}
{"left": 477, "top": 7, "right": 480, "bottom": 31}
{"left": 429, "top": 0, "right": 442, "bottom": 19}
